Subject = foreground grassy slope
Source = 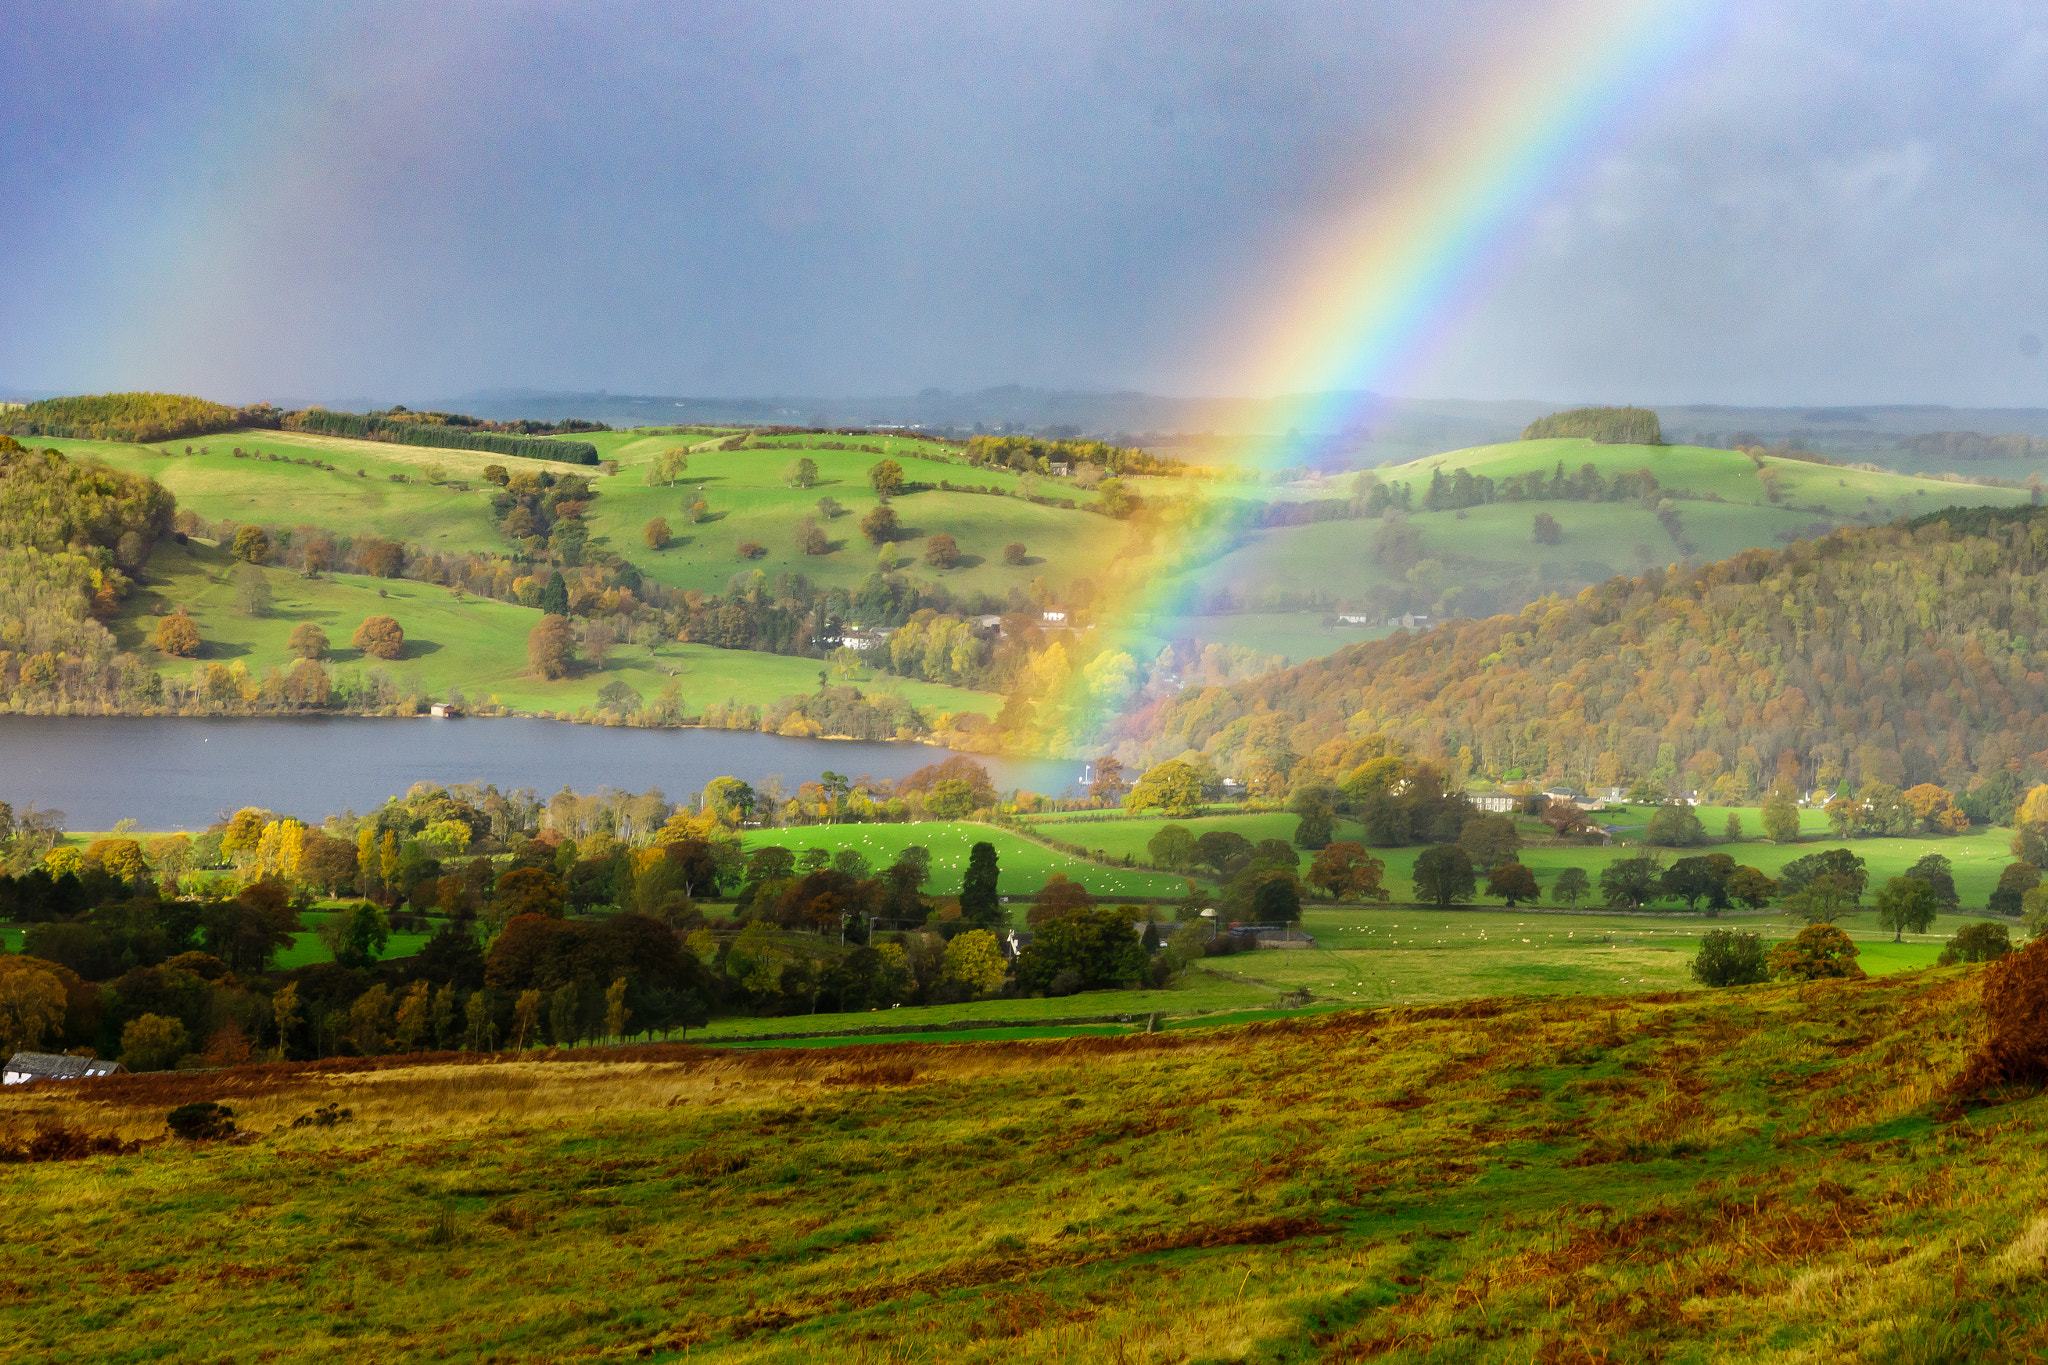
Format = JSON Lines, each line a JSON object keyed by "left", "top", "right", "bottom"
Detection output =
{"left": 4, "top": 968, "right": 2042, "bottom": 1362}
{"left": 120, "top": 535, "right": 999, "bottom": 716}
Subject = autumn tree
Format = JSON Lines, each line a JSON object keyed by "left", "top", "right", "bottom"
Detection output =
{"left": 0, "top": 957, "right": 68, "bottom": 1055}
{"left": 650, "top": 447, "right": 689, "bottom": 485}
{"left": 923, "top": 534, "right": 960, "bottom": 568}
{"left": 1531, "top": 511, "right": 1562, "bottom": 544}
{"left": 1003, "top": 542, "right": 1027, "bottom": 565}
{"left": 644, "top": 517, "right": 672, "bottom": 550}
{"left": 942, "top": 929, "right": 1007, "bottom": 996}
{"left": 233, "top": 563, "right": 271, "bottom": 616}
{"left": 1762, "top": 787, "right": 1802, "bottom": 844}
{"left": 231, "top": 524, "right": 271, "bottom": 564}
{"left": 496, "top": 867, "right": 565, "bottom": 918}
{"left": 1026, "top": 873, "right": 1095, "bottom": 927}
{"left": 119, "top": 1013, "right": 189, "bottom": 1071}
{"left": 1489, "top": 862, "right": 1539, "bottom": 906}
{"left": 1125, "top": 759, "right": 1204, "bottom": 817}
{"left": 1308, "top": 841, "right": 1388, "bottom": 901}
{"left": 527, "top": 614, "right": 577, "bottom": 679}
{"left": 287, "top": 622, "right": 328, "bottom": 659}
{"left": 353, "top": 615, "right": 404, "bottom": 660}
{"left": 1088, "top": 756, "right": 1127, "bottom": 805}
{"left": 155, "top": 612, "right": 201, "bottom": 657}
{"left": 868, "top": 459, "right": 905, "bottom": 497}
{"left": 1769, "top": 923, "right": 1864, "bottom": 981}
{"left": 859, "top": 504, "right": 899, "bottom": 545}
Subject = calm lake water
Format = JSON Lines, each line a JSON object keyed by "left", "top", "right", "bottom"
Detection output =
{"left": 0, "top": 716, "right": 1084, "bottom": 830}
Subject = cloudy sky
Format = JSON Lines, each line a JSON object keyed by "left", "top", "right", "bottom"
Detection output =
{"left": 2, "top": 1, "right": 2045, "bottom": 409}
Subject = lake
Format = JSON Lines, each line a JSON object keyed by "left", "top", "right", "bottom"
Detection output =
{"left": 0, "top": 716, "right": 1085, "bottom": 830}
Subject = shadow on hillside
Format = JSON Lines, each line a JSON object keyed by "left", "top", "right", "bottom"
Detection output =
{"left": 396, "top": 639, "right": 442, "bottom": 660}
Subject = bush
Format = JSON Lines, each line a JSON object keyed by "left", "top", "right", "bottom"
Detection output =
{"left": 166, "top": 1102, "right": 236, "bottom": 1140}
{"left": 1938, "top": 921, "right": 2013, "bottom": 966}
{"left": 1691, "top": 929, "right": 1769, "bottom": 986}
{"left": 735, "top": 540, "right": 766, "bottom": 560}
{"left": 1003, "top": 542, "right": 1027, "bottom": 565}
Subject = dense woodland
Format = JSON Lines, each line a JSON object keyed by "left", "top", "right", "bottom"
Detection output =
{"left": 1521, "top": 405, "right": 1664, "bottom": 445}
{"left": 1112, "top": 505, "right": 2048, "bottom": 810}
{"left": 0, "top": 392, "right": 283, "bottom": 444}
{"left": 284, "top": 408, "right": 600, "bottom": 464}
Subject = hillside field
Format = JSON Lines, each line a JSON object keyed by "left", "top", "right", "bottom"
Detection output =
{"left": 118, "top": 534, "right": 999, "bottom": 717}
{"left": 4, "top": 966, "right": 2044, "bottom": 1361}
{"left": 1144, "top": 437, "right": 2032, "bottom": 618}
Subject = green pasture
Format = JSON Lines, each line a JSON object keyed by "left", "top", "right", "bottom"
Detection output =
{"left": 1017, "top": 801, "right": 2020, "bottom": 909}
{"left": 277, "top": 909, "right": 435, "bottom": 971}
{"left": 1150, "top": 438, "right": 2032, "bottom": 621}
{"left": 739, "top": 821, "right": 1187, "bottom": 903}
{"left": 585, "top": 432, "right": 1118, "bottom": 602}
{"left": 118, "top": 535, "right": 999, "bottom": 717}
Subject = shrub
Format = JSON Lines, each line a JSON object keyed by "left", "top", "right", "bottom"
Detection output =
{"left": 1692, "top": 929, "right": 1769, "bottom": 986}
{"left": 735, "top": 540, "right": 766, "bottom": 560}
{"left": 353, "top": 615, "right": 405, "bottom": 660}
{"left": 1003, "top": 542, "right": 1027, "bottom": 565}
{"left": 166, "top": 1102, "right": 236, "bottom": 1140}
{"left": 154, "top": 613, "right": 201, "bottom": 657}
{"left": 1954, "top": 936, "right": 2048, "bottom": 1095}
{"left": 1939, "top": 921, "right": 2013, "bottom": 966}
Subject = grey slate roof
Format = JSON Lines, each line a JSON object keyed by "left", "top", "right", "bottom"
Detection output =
{"left": 3, "top": 1051, "right": 125, "bottom": 1082}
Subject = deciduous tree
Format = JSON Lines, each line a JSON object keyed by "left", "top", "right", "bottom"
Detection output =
{"left": 353, "top": 615, "right": 404, "bottom": 660}
{"left": 527, "top": 614, "right": 576, "bottom": 680}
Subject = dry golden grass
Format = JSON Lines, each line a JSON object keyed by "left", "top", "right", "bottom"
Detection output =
{"left": 3, "top": 972, "right": 2047, "bottom": 1362}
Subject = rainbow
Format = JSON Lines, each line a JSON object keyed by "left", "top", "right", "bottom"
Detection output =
{"left": 1081, "top": 0, "right": 1719, "bottom": 743}
{"left": 1248, "top": 0, "right": 1718, "bottom": 436}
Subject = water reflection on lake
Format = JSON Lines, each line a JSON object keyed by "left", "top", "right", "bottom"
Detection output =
{"left": 0, "top": 716, "right": 1083, "bottom": 829}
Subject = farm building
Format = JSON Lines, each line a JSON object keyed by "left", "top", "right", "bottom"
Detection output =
{"left": 4, "top": 1052, "right": 126, "bottom": 1085}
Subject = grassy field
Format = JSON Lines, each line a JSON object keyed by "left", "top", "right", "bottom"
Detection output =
{"left": 5, "top": 964, "right": 2044, "bottom": 1361}
{"left": 742, "top": 821, "right": 1187, "bottom": 901}
{"left": 117, "top": 534, "right": 1000, "bottom": 717}
{"left": 1145, "top": 437, "right": 2033, "bottom": 620}
{"left": 1017, "top": 802, "right": 2022, "bottom": 909}
{"left": 276, "top": 909, "right": 435, "bottom": 971}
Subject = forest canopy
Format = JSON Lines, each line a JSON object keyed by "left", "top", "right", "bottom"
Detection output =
{"left": 1, "top": 392, "right": 280, "bottom": 444}
{"left": 1520, "top": 406, "right": 1663, "bottom": 445}
{"left": 285, "top": 408, "right": 599, "bottom": 465}
{"left": 1110, "top": 504, "right": 2048, "bottom": 811}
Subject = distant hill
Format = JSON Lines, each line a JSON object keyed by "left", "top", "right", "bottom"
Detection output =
{"left": 1, "top": 392, "right": 278, "bottom": 444}
{"left": 1111, "top": 502, "right": 2048, "bottom": 811}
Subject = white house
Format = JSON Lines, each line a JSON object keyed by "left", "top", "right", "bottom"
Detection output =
{"left": 1042, "top": 609, "right": 1068, "bottom": 624}
{"left": 1470, "top": 793, "right": 1519, "bottom": 813}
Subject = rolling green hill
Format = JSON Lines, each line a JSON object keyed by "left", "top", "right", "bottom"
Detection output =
{"left": 1143, "top": 437, "right": 2033, "bottom": 623}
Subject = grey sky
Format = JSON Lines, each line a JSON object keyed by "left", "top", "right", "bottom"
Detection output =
{"left": 1, "top": 1, "right": 2044, "bottom": 410}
